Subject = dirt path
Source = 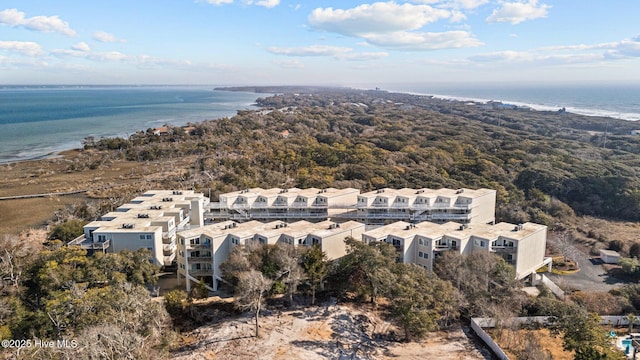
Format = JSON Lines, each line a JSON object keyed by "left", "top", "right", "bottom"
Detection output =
{"left": 171, "top": 303, "right": 494, "bottom": 360}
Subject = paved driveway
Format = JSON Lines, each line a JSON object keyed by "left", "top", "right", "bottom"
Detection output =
{"left": 545, "top": 245, "right": 627, "bottom": 292}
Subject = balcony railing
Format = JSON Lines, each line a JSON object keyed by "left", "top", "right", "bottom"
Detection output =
{"left": 162, "top": 228, "right": 177, "bottom": 240}
{"left": 186, "top": 242, "right": 211, "bottom": 249}
{"left": 188, "top": 256, "right": 213, "bottom": 262}
{"left": 163, "top": 243, "right": 176, "bottom": 253}
{"left": 187, "top": 269, "right": 213, "bottom": 277}
{"left": 491, "top": 245, "right": 516, "bottom": 252}
{"left": 68, "top": 235, "right": 111, "bottom": 251}
{"left": 163, "top": 253, "right": 176, "bottom": 266}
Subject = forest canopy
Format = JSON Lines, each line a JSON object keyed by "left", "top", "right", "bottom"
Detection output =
{"left": 86, "top": 87, "right": 640, "bottom": 224}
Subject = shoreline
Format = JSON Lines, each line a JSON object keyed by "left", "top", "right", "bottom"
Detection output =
{"left": 0, "top": 148, "right": 82, "bottom": 166}
{"left": 383, "top": 89, "right": 640, "bottom": 122}
{"left": 3, "top": 85, "right": 639, "bottom": 166}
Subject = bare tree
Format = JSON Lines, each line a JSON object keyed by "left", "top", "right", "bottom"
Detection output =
{"left": 550, "top": 231, "right": 581, "bottom": 266}
{"left": 272, "top": 243, "right": 305, "bottom": 306}
{"left": 0, "top": 231, "right": 43, "bottom": 292}
{"left": 234, "top": 270, "right": 273, "bottom": 338}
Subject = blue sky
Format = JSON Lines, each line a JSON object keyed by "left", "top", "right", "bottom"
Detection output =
{"left": 1, "top": 0, "right": 639, "bottom": 86}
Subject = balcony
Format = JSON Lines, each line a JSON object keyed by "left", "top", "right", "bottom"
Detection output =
{"left": 163, "top": 253, "right": 176, "bottom": 266}
{"left": 186, "top": 241, "right": 211, "bottom": 249}
{"left": 188, "top": 256, "right": 213, "bottom": 262}
{"left": 68, "top": 235, "right": 111, "bottom": 251}
{"left": 162, "top": 228, "right": 177, "bottom": 240}
{"left": 491, "top": 244, "right": 516, "bottom": 252}
{"left": 187, "top": 269, "right": 213, "bottom": 277}
{"left": 163, "top": 242, "right": 176, "bottom": 253}
{"left": 434, "top": 243, "right": 458, "bottom": 251}
{"left": 430, "top": 213, "right": 472, "bottom": 220}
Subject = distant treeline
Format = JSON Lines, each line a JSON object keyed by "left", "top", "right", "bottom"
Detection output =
{"left": 88, "top": 87, "right": 640, "bottom": 223}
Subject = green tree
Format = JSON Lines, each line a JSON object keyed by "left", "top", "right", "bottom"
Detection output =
{"left": 190, "top": 279, "right": 209, "bottom": 300}
{"left": 333, "top": 238, "right": 397, "bottom": 304}
{"left": 47, "top": 219, "right": 87, "bottom": 242}
{"left": 301, "top": 245, "right": 328, "bottom": 305}
{"left": 549, "top": 309, "right": 625, "bottom": 360}
{"left": 389, "top": 264, "right": 459, "bottom": 341}
{"left": 164, "top": 289, "right": 188, "bottom": 317}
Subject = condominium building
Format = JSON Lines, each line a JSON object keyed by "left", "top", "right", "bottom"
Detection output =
{"left": 362, "top": 221, "right": 548, "bottom": 280}
{"left": 353, "top": 187, "right": 496, "bottom": 225}
{"left": 207, "top": 187, "right": 359, "bottom": 221}
{"left": 69, "top": 190, "right": 208, "bottom": 267}
{"left": 207, "top": 187, "right": 496, "bottom": 225}
{"left": 176, "top": 219, "right": 365, "bottom": 291}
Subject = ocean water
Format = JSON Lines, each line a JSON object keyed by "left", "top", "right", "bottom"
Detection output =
{"left": 2, "top": 83, "right": 639, "bottom": 164}
{"left": 0, "top": 86, "right": 260, "bottom": 163}
{"left": 384, "top": 82, "right": 640, "bottom": 121}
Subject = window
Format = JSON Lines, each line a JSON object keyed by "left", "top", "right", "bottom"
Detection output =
{"left": 203, "top": 237, "right": 211, "bottom": 245}
{"left": 418, "top": 251, "right": 423, "bottom": 258}
{"left": 418, "top": 238, "right": 424, "bottom": 245}
{"left": 392, "top": 239, "right": 401, "bottom": 246}
{"left": 190, "top": 238, "right": 200, "bottom": 245}
{"left": 139, "top": 235, "right": 145, "bottom": 240}
{"left": 231, "top": 238, "right": 239, "bottom": 245}
{"left": 98, "top": 235, "right": 107, "bottom": 242}
{"left": 180, "top": 238, "right": 184, "bottom": 245}
{"left": 146, "top": 234, "right": 153, "bottom": 240}
{"left": 474, "top": 239, "right": 486, "bottom": 248}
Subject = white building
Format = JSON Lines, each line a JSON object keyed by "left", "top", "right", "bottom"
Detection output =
{"left": 208, "top": 187, "right": 496, "bottom": 225}
{"left": 363, "top": 221, "right": 548, "bottom": 280}
{"left": 353, "top": 187, "right": 496, "bottom": 225}
{"left": 176, "top": 219, "right": 365, "bottom": 292}
{"left": 69, "top": 190, "right": 208, "bottom": 267}
{"left": 208, "top": 187, "right": 359, "bottom": 221}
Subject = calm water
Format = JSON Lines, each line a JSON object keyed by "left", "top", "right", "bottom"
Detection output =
{"left": 384, "top": 82, "right": 640, "bottom": 121}
{"left": 2, "top": 83, "right": 639, "bottom": 163}
{"left": 0, "top": 86, "right": 260, "bottom": 163}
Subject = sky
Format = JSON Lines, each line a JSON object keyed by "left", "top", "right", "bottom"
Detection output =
{"left": 1, "top": 0, "right": 639, "bottom": 86}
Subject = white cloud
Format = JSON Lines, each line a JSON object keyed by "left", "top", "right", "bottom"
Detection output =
{"left": 363, "top": 30, "right": 483, "bottom": 50}
{"left": 245, "top": 0, "right": 280, "bottom": 8}
{"left": 486, "top": 0, "right": 550, "bottom": 25}
{"left": 203, "top": 0, "right": 234, "bottom": 5}
{"left": 469, "top": 50, "right": 604, "bottom": 66}
{"left": 452, "top": 0, "right": 490, "bottom": 10}
{"left": 449, "top": 10, "right": 467, "bottom": 22}
{"left": 201, "top": 0, "right": 280, "bottom": 7}
{"left": 0, "top": 8, "right": 76, "bottom": 36}
{"left": 308, "top": 2, "right": 450, "bottom": 36}
{"left": 72, "top": 42, "right": 91, "bottom": 52}
{"left": 0, "top": 40, "right": 44, "bottom": 56}
{"left": 307, "top": 3, "right": 482, "bottom": 51}
{"left": 411, "top": 0, "right": 489, "bottom": 10}
{"left": 605, "top": 36, "right": 640, "bottom": 59}
{"left": 342, "top": 51, "right": 389, "bottom": 61}
{"left": 266, "top": 45, "right": 388, "bottom": 61}
{"left": 275, "top": 59, "right": 304, "bottom": 69}
{"left": 267, "top": 45, "right": 352, "bottom": 57}
{"left": 93, "top": 31, "right": 125, "bottom": 43}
